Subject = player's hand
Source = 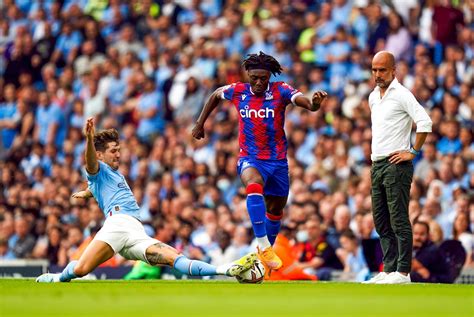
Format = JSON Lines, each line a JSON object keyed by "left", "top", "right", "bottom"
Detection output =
{"left": 192, "top": 122, "right": 205, "bottom": 140}
{"left": 388, "top": 151, "right": 415, "bottom": 164}
{"left": 311, "top": 91, "right": 328, "bottom": 109}
{"left": 72, "top": 190, "right": 92, "bottom": 199}
{"left": 84, "top": 117, "right": 95, "bottom": 140}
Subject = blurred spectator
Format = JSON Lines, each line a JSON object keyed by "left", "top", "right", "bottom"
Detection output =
{"left": 33, "top": 92, "right": 67, "bottom": 149}
{"left": 453, "top": 212, "right": 473, "bottom": 267}
{"left": 270, "top": 223, "right": 317, "bottom": 281}
{"left": 74, "top": 40, "right": 106, "bottom": 76}
{"left": 0, "top": 84, "right": 18, "bottom": 151}
{"left": 367, "top": 3, "right": 389, "bottom": 54}
{"left": 411, "top": 221, "right": 451, "bottom": 283}
{"left": 32, "top": 225, "right": 64, "bottom": 266}
{"left": 135, "top": 76, "right": 165, "bottom": 143}
{"left": 437, "top": 120, "right": 462, "bottom": 155}
{"left": 51, "top": 22, "right": 82, "bottom": 67}
{"left": 174, "top": 77, "right": 206, "bottom": 125}
{"left": 295, "top": 217, "right": 343, "bottom": 280}
{"left": 326, "top": 26, "right": 351, "bottom": 94}
{"left": 8, "top": 216, "right": 35, "bottom": 259}
{"left": 414, "top": 142, "right": 440, "bottom": 181}
{"left": 384, "top": 11, "right": 411, "bottom": 62}
{"left": 0, "top": 0, "right": 470, "bottom": 282}
{"left": 208, "top": 229, "right": 239, "bottom": 267}
{"left": 432, "top": 0, "right": 464, "bottom": 47}
{"left": 111, "top": 24, "right": 142, "bottom": 56}
{"left": 312, "top": 2, "right": 337, "bottom": 67}
{"left": 0, "top": 238, "right": 11, "bottom": 260}
{"left": 336, "top": 229, "right": 370, "bottom": 282}
{"left": 327, "top": 204, "right": 351, "bottom": 249}
{"left": 429, "top": 220, "right": 445, "bottom": 246}
{"left": 231, "top": 225, "right": 253, "bottom": 258}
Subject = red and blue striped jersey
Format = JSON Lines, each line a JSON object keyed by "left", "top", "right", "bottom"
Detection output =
{"left": 221, "top": 82, "right": 302, "bottom": 160}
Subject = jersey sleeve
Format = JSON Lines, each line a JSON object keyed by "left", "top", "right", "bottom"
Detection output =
{"left": 85, "top": 160, "right": 105, "bottom": 181}
{"left": 278, "top": 82, "right": 303, "bottom": 106}
{"left": 220, "top": 83, "right": 238, "bottom": 101}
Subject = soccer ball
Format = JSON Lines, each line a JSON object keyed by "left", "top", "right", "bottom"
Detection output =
{"left": 236, "top": 260, "right": 265, "bottom": 284}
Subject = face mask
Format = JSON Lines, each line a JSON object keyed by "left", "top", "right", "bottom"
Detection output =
{"left": 203, "top": 194, "right": 215, "bottom": 209}
{"left": 217, "top": 178, "right": 231, "bottom": 192}
{"left": 296, "top": 230, "right": 309, "bottom": 242}
{"left": 336, "top": 167, "right": 350, "bottom": 179}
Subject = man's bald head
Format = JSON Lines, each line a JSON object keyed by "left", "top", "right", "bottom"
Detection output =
{"left": 373, "top": 51, "right": 395, "bottom": 68}
{"left": 372, "top": 51, "right": 396, "bottom": 90}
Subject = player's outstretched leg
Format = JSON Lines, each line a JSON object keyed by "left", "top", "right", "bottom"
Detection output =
{"left": 36, "top": 240, "right": 114, "bottom": 283}
{"left": 35, "top": 260, "right": 79, "bottom": 283}
{"left": 173, "top": 253, "right": 257, "bottom": 277}
{"left": 145, "top": 242, "right": 257, "bottom": 277}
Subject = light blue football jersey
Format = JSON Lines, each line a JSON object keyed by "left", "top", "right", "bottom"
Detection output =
{"left": 86, "top": 161, "right": 140, "bottom": 220}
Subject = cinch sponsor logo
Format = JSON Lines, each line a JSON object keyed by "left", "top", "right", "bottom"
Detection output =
{"left": 239, "top": 105, "right": 274, "bottom": 118}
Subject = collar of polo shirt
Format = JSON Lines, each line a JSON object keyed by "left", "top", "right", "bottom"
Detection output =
{"left": 374, "top": 77, "right": 400, "bottom": 93}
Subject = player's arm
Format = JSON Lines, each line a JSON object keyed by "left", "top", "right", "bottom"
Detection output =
{"left": 294, "top": 91, "right": 328, "bottom": 112}
{"left": 192, "top": 87, "right": 224, "bottom": 140}
{"left": 71, "top": 188, "right": 93, "bottom": 199}
{"left": 84, "top": 117, "right": 99, "bottom": 174}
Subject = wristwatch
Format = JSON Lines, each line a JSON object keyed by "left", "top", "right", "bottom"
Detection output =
{"left": 409, "top": 147, "right": 420, "bottom": 156}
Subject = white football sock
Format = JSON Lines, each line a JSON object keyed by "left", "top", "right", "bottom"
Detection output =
{"left": 216, "top": 264, "right": 231, "bottom": 275}
{"left": 257, "top": 237, "right": 271, "bottom": 250}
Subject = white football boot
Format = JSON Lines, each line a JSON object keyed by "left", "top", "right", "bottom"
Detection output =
{"left": 35, "top": 273, "right": 62, "bottom": 283}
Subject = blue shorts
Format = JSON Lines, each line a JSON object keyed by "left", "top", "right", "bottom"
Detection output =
{"left": 237, "top": 157, "right": 289, "bottom": 197}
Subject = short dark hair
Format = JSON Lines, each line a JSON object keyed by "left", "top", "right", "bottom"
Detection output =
{"left": 341, "top": 229, "right": 357, "bottom": 241}
{"left": 94, "top": 129, "right": 119, "bottom": 152}
{"left": 242, "top": 51, "right": 283, "bottom": 76}
{"left": 413, "top": 220, "right": 430, "bottom": 234}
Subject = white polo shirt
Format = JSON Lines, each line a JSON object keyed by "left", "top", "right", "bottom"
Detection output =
{"left": 369, "top": 78, "right": 432, "bottom": 161}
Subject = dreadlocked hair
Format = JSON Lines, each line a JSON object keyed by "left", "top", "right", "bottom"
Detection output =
{"left": 242, "top": 51, "right": 283, "bottom": 76}
{"left": 94, "top": 129, "right": 119, "bottom": 152}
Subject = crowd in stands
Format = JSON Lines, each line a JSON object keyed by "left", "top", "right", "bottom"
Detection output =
{"left": 0, "top": 0, "right": 472, "bottom": 281}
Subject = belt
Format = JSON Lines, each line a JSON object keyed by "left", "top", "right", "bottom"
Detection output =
{"left": 372, "top": 157, "right": 412, "bottom": 166}
{"left": 372, "top": 157, "right": 389, "bottom": 163}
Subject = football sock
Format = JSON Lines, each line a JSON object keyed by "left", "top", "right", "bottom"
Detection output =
{"left": 246, "top": 183, "right": 271, "bottom": 249}
{"left": 59, "top": 260, "right": 78, "bottom": 282}
{"left": 173, "top": 255, "right": 220, "bottom": 276}
{"left": 265, "top": 212, "right": 282, "bottom": 245}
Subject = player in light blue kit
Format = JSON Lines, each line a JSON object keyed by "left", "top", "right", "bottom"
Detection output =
{"left": 36, "top": 118, "right": 256, "bottom": 282}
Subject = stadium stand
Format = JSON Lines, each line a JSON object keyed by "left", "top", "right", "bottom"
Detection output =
{"left": 0, "top": 0, "right": 472, "bottom": 282}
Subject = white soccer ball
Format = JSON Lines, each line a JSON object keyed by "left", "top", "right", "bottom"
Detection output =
{"left": 236, "top": 260, "right": 265, "bottom": 284}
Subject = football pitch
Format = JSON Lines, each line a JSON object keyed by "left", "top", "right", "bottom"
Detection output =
{"left": 0, "top": 279, "right": 472, "bottom": 317}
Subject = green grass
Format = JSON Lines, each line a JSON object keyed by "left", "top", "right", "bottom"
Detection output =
{"left": 0, "top": 279, "right": 472, "bottom": 317}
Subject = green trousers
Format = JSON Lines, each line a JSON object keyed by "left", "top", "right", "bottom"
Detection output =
{"left": 371, "top": 158, "right": 414, "bottom": 273}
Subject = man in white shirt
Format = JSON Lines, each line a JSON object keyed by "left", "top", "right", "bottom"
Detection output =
{"left": 364, "top": 51, "right": 432, "bottom": 284}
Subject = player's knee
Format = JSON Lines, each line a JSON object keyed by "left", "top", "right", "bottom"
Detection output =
{"left": 246, "top": 183, "right": 263, "bottom": 196}
{"left": 266, "top": 211, "right": 283, "bottom": 221}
